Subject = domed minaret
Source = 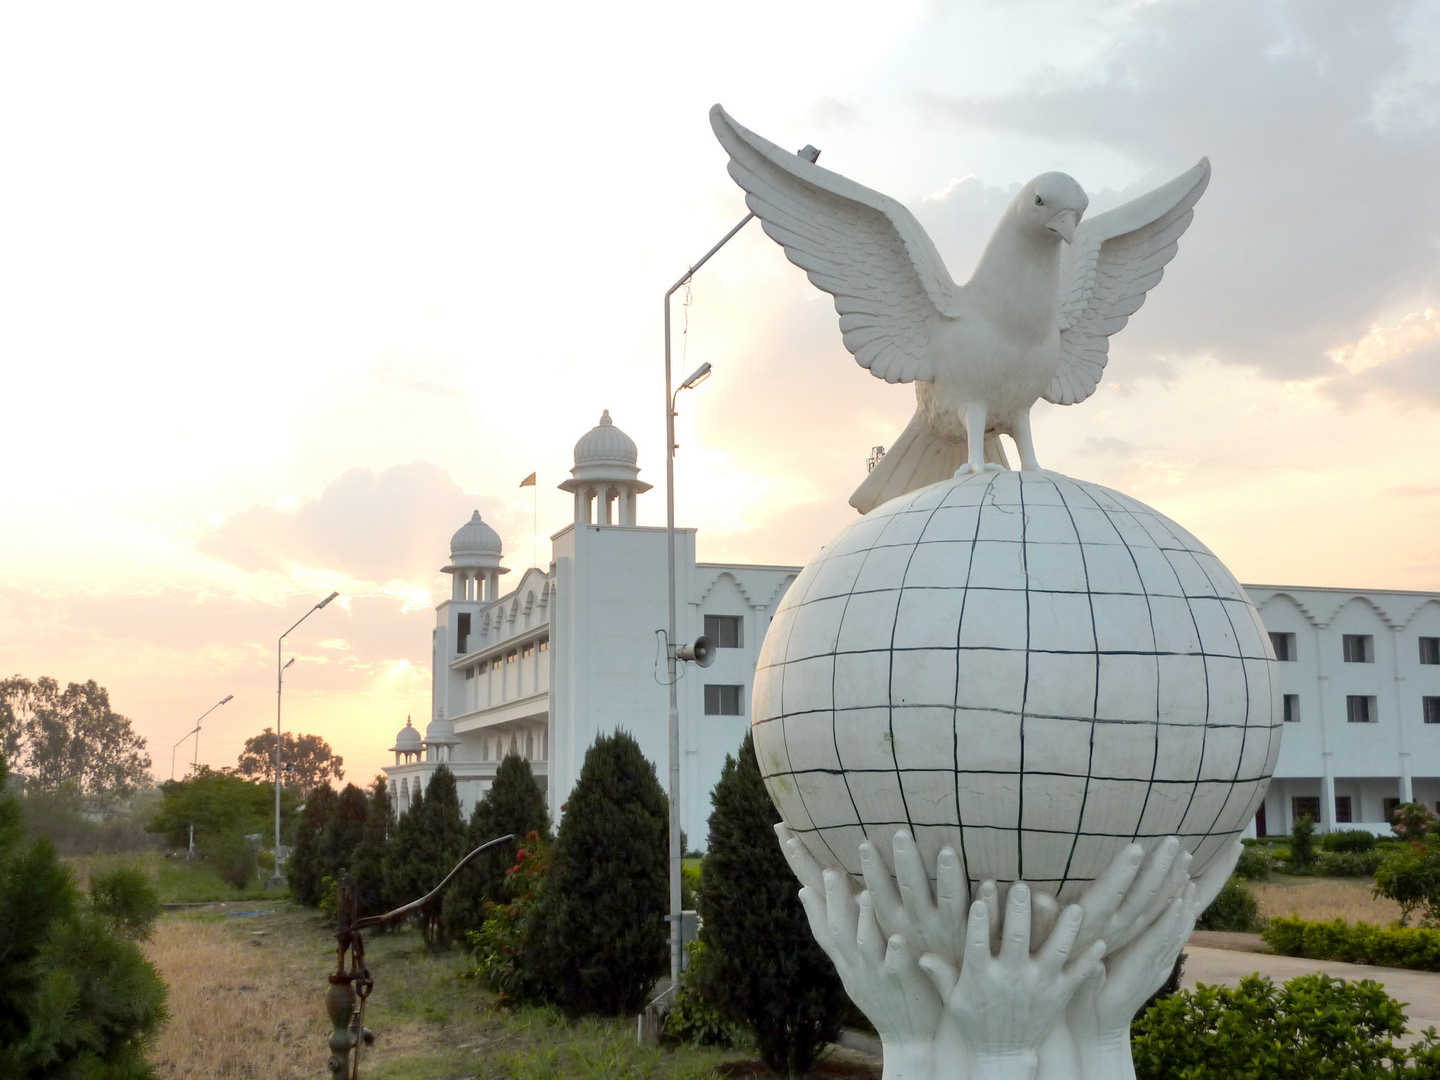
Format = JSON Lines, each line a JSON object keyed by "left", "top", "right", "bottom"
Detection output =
{"left": 424, "top": 712, "right": 459, "bottom": 764}
{"left": 558, "top": 409, "right": 652, "bottom": 526}
{"left": 442, "top": 510, "right": 509, "bottom": 602}
{"left": 390, "top": 716, "right": 422, "bottom": 765}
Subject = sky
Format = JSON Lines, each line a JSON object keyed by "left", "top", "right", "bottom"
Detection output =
{"left": 2, "top": 0, "right": 1438, "bottom": 789}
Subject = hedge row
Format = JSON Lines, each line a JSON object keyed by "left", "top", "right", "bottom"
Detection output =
{"left": 1263, "top": 917, "right": 1440, "bottom": 971}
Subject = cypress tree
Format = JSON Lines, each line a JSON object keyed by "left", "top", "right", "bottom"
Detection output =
{"left": 287, "top": 784, "right": 337, "bottom": 907}
{"left": 443, "top": 753, "right": 549, "bottom": 940}
{"left": 526, "top": 730, "right": 667, "bottom": 1015}
{"left": 322, "top": 783, "right": 369, "bottom": 882}
{"left": 382, "top": 766, "right": 466, "bottom": 947}
{"left": 346, "top": 776, "right": 392, "bottom": 922}
{"left": 699, "top": 731, "right": 846, "bottom": 1074}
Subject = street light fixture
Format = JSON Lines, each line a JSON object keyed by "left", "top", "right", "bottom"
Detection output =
{"left": 169, "top": 693, "right": 234, "bottom": 781}
{"left": 660, "top": 140, "right": 818, "bottom": 993}
{"left": 274, "top": 591, "right": 339, "bottom": 878}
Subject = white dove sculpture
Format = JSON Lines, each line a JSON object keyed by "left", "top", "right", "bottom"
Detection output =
{"left": 710, "top": 105, "right": 1210, "bottom": 514}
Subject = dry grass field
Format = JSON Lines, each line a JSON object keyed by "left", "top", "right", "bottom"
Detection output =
{"left": 1253, "top": 873, "right": 1404, "bottom": 925}
{"left": 140, "top": 904, "right": 866, "bottom": 1080}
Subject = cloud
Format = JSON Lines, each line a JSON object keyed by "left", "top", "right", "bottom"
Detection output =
{"left": 914, "top": 0, "right": 1440, "bottom": 380}
{"left": 197, "top": 462, "right": 508, "bottom": 583}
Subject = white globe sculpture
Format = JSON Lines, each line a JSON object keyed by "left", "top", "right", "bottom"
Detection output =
{"left": 753, "top": 469, "right": 1280, "bottom": 904}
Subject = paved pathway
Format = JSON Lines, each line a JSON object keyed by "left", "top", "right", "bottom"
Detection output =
{"left": 1185, "top": 932, "right": 1440, "bottom": 1038}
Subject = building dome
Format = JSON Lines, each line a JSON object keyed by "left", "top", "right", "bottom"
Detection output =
{"left": 392, "top": 717, "right": 422, "bottom": 753}
{"left": 425, "top": 715, "right": 458, "bottom": 746}
{"left": 450, "top": 510, "right": 502, "bottom": 559}
{"left": 573, "top": 410, "right": 638, "bottom": 468}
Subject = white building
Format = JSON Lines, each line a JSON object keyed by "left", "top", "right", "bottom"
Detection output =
{"left": 385, "top": 411, "right": 796, "bottom": 845}
{"left": 385, "top": 412, "right": 1440, "bottom": 843}
{"left": 1249, "top": 585, "right": 1440, "bottom": 836}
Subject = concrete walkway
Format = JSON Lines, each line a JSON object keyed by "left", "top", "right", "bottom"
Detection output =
{"left": 1185, "top": 931, "right": 1440, "bottom": 1038}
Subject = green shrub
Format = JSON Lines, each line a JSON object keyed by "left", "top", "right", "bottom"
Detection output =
{"left": 0, "top": 754, "right": 167, "bottom": 1078}
{"left": 1322, "top": 828, "right": 1378, "bottom": 853}
{"left": 1373, "top": 842, "right": 1440, "bottom": 925}
{"left": 1263, "top": 916, "right": 1440, "bottom": 971}
{"left": 211, "top": 829, "right": 258, "bottom": 890}
{"left": 1132, "top": 972, "right": 1440, "bottom": 1078}
{"left": 696, "top": 732, "right": 847, "bottom": 1075}
{"left": 663, "top": 940, "right": 746, "bottom": 1048}
{"left": 286, "top": 784, "right": 337, "bottom": 906}
{"left": 89, "top": 865, "right": 162, "bottom": 940}
{"left": 524, "top": 732, "right": 668, "bottom": 1015}
{"left": 1194, "top": 877, "right": 1263, "bottom": 932}
{"left": 443, "top": 754, "right": 549, "bottom": 943}
{"left": 1234, "top": 845, "right": 1272, "bottom": 880}
{"left": 1290, "top": 814, "right": 1316, "bottom": 871}
{"left": 466, "top": 831, "right": 550, "bottom": 1006}
{"left": 1315, "top": 849, "right": 1384, "bottom": 877}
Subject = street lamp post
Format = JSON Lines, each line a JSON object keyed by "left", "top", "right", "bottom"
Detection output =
{"left": 274, "top": 591, "right": 339, "bottom": 877}
{"left": 659, "top": 139, "right": 818, "bottom": 994}
{"left": 169, "top": 694, "right": 234, "bottom": 781}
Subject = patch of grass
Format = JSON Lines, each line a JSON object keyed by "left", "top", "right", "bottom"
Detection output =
{"left": 66, "top": 848, "right": 286, "bottom": 903}
{"left": 1253, "top": 873, "right": 1404, "bottom": 925}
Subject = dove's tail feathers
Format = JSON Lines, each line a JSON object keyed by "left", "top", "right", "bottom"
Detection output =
{"left": 848, "top": 411, "right": 1010, "bottom": 515}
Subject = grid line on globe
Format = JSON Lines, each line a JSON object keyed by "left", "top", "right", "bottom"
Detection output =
{"left": 752, "top": 469, "right": 1281, "bottom": 901}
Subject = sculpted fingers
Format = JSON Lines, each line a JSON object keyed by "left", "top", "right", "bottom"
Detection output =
{"left": 776, "top": 824, "right": 826, "bottom": 894}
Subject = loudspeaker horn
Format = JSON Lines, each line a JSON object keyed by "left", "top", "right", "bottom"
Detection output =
{"left": 675, "top": 635, "right": 715, "bottom": 668}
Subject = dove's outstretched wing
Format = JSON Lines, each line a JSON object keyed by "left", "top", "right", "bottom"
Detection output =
{"left": 711, "top": 105, "right": 962, "bottom": 384}
{"left": 1045, "top": 159, "right": 1211, "bottom": 406}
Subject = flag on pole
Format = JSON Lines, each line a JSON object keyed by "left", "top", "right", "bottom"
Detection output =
{"left": 519, "top": 472, "right": 536, "bottom": 487}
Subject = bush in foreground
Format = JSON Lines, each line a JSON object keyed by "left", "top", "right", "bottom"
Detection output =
{"left": 695, "top": 731, "right": 846, "bottom": 1074}
{"left": 1374, "top": 841, "right": 1440, "bottom": 926}
{"left": 525, "top": 731, "right": 667, "bottom": 1015}
{"left": 1132, "top": 972, "right": 1440, "bottom": 1078}
{"left": 0, "top": 754, "right": 167, "bottom": 1078}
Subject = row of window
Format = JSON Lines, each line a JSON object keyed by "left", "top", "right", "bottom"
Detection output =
{"left": 1270, "top": 632, "right": 1440, "bottom": 665}
{"left": 1290, "top": 795, "right": 1440, "bottom": 826}
{"left": 1280, "top": 693, "right": 1440, "bottom": 725}
{"left": 461, "top": 639, "right": 549, "bottom": 679}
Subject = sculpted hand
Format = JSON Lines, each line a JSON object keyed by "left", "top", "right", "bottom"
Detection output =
{"left": 779, "top": 827, "right": 948, "bottom": 1078}
{"left": 861, "top": 829, "right": 972, "bottom": 968}
{"left": 920, "top": 883, "right": 1105, "bottom": 1080}
{"left": 1073, "top": 837, "right": 1190, "bottom": 956}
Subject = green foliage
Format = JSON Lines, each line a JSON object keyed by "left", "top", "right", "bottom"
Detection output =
{"left": 680, "top": 860, "right": 702, "bottom": 910}
{"left": 1131, "top": 972, "right": 1440, "bottom": 1078}
{"left": 286, "top": 784, "right": 337, "bottom": 907}
{"left": 1373, "top": 841, "right": 1440, "bottom": 925}
{"left": 0, "top": 676, "right": 152, "bottom": 807}
{"left": 345, "top": 776, "right": 393, "bottom": 922}
{"left": 1264, "top": 916, "right": 1440, "bottom": 971}
{"left": 696, "top": 732, "right": 846, "bottom": 1075}
{"left": 525, "top": 731, "right": 668, "bottom": 1016}
{"left": 147, "top": 768, "right": 289, "bottom": 850}
{"left": 1194, "top": 877, "right": 1263, "bottom": 931}
{"left": 443, "top": 754, "right": 549, "bottom": 942}
{"left": 1322, "top": 828, "right": 1379, "bottom": 852}
{"left": 663, "top": 940, "right": 746, "bottom": 1048}
{"left": 465, "top": 830, "right": 550, "bottom": 1005}
{"left": 1389, "top": 801, "right": 1438, "bottom": 840}
{"left": 234, "top": 727, "right": 344, "bottom": 790}
{"left": 382, "top": 766, "right": 467, "bottom": 947}
{"left": 1315, "top": 849, "right": 1384, "bottom": 877}
{"left": 1289, "top": 814, "right": 1316, "bottom": 870}
{"left": 1234, "top": 845, "right": 1273, "bottom": 880}
{"left": 89, "top": 866, "right": 162, "bottom": 940}
{"left": 0, "top": 754, "right": 167, "bottom": 1078}
{"left": 210, "top": 829, "right": 259, "bottom": 890}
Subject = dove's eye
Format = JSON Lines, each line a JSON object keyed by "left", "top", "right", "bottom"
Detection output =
{"left": 1034, "top": 194, "right": 1044, "bottom": 206}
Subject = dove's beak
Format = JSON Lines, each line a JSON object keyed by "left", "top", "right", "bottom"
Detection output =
{"left": 1046, "top": 209, "right": 1078, "bottom": 244}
